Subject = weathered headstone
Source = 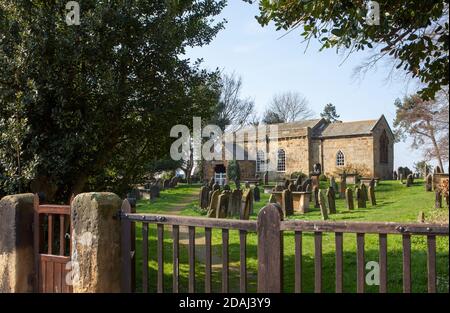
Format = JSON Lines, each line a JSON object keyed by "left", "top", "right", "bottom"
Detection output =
{"left": 275, "top": 184, "right": 284, "bottom": 192}
{"left": 163, "top": 179, "right": 170, "bottom": 189}
{"left": 355, "top": 187, "right": 366, "bottom": 208}
{"left": 254, "top": 185, "right": 261, "bottom": 202}
{"left": 228, "top": 189, "right": 242, "bottom": 216}
{"left": 326, "top": 187, "right": 336, "bottom": 214}
{"left": 318, "top": 190, "right": 329, "bottom": 220}
{"left": 296, "top": 184, "right": 303, "bottom": 192}
{"left": 345, "top": 188, "right": 354, "bottom": 210}
{"left": 369, "top": 178, "right": 376, "bottom": 190}
{"left": 240, "top": 189, "right": 254, "bottom": 220}
{"left": 217, "top": 191, "right": 231, "bottom": 218}
{"left": 213, "top": 182, "right": 221, "bottom": 191}
{"left": 282, "top": 189, "right": 293, "bottom": 216}
{"left": 301, "top": 179, "right": 311, "bottom": 192}
{"left": 426, "top": 174, "right": 433, "bottom": 192}
{"left": 313, "top": 185, "right": 320, "bottom": 208}
{"left": 406, "top": 174, "right": 413, "bottom": 187}
{"left": 284, "top": 179, "right": 290, "bottom": 190}
{"left": 207, "top": 190, "right": 221, "bottom": 218}
{"left": 368, "top": 186, "right": 376, "bottom": 206}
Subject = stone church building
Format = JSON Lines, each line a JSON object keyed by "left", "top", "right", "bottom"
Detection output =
{"left": 202, "top": 115, "right": 394, "bottom": 182}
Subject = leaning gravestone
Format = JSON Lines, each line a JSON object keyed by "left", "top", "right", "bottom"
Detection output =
{"left": 345, "top": 188, "right": 354, "bottom": 210}
{"left": 318, "top": 190, "right": 329, "bottom": 220}
{"left": 326, "top": 187, "right": 336, "bottom": 214}
{"left": 254, "top": 185, "right": 261, "bottom": 202}
{"left": 355, "top": 187, "right": 366, "bottom": 209}
{"left": 240, "top": 189, "right": 253, "bottom": 220}
{"left": 426, "top": 174, "right": 433, "bottom": 192}
{"left": 313, "top": 185, "right": 320, "bottom": 208}
{"left": 207, "top": 190, "right": 221, "bottom": 218}
{"left": 228, "top": 189, "right": 242, "bottom": 216}
{"left": 368, "top": 186, "right": 376, "bottom": 206}
{"left": 282, "top": 189, "right": 293, "bottom": 217}
{"left": 339, "top": 178, "right": 347, "bottom": 199}
{"left": 217, "top": 191, "right": 231, "bottom": 218}
{"left": 406, "top": 174, "right": 414, "bottom": 187}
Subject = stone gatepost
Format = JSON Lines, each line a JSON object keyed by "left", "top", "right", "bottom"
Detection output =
{"left": 71, "top": 192, "right": 122, "bottom": 293}
{"left": 0, "top": 194, "right": 35, "bottom": 293}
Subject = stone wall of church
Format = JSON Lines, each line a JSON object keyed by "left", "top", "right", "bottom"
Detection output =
{"left": 322, "top": 136, "right": 375, "bottom": 177}
{"left": 372, "top": 119, "right": 395, "bottom": 179}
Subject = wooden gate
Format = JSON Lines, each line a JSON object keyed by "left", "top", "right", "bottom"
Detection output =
{"left": 33, "top": 194, "right": 73, "bottom": 293}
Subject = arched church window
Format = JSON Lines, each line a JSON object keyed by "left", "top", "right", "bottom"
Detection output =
{"left": 277, "top": 149, "right": 286, "bottom": 172}
{"left": 380, "top": 130, "right": 389, "bottom": 164}
{"left": 256, "top": 150, "right": 266, "bottom": 172}
{"left": 336, "top": 150, "right": 345, "bottom": 166}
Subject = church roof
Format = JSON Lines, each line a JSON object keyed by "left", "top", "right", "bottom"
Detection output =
{"left": 275, "top": 119, "right": 323, "bottom": 131}
{"left": 319, "top": 119, "right": 379, "bottom": 138}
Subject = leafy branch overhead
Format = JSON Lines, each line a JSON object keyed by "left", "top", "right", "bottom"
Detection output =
{"left": 246, "top": 0, "right": 449, "bottom": 100}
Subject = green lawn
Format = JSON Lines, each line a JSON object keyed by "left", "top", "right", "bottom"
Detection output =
{"left": 135, "top": 180, "right": 449, "bottom": 293}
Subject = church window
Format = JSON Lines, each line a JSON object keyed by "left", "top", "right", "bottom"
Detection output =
{"left": 380, "top": 130, "right": 389, "bottom": 164}
{"left": 336, "top": 150, "right": 345, "bottom": 166}
{"left": 256, "top": 150, "right": 266, "bottom": 172}
{"left": 277, "top": 149, "right": 286, "bottom": 172}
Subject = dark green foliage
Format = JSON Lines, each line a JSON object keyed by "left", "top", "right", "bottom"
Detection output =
{"left": 0, "top": 0, "right": 226, "bottom": 200}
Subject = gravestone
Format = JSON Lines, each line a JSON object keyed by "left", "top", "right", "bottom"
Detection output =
{"left": 263, "top": 172, "right": 269, "bottom": 185}
{"left": 368, "top": 186, "right": 376, "bottom": 206}
{"left": 254, "top": 185, "right": 261, "bottom": 202}
{"left": 163, "top": 179, "right": 170, "bottom": 189}
{"left": 399, "top": 173, "right": 404, "bottom": 184}
{"left": 213, "top": 182, "right": 221, "bottom": 191}
{"left": 199, "top": 186, "right": 210, "bottom": 210}
{"left": 207, "top": 190, "right": 221, "bottom": 218}
{"left": 228, "top": 189, "right": 242, "bottom": 216}
{"left": 296, "top": 184, "right": 303, "bottom": 192}
{"left": 240, "top": 189, "right": 254, "bottom": 220}
{"left": 360, "top": 183, "right": 368, "bottom": 201}
{"left": 393, "top": 170, "right": 398, "bottom": 180}
{"left": 326, "top": 187, "right": 336, "bottom": 214}
{"left": 313, "top": 185, "right": 320, "bottom": 208}
{"left": 355, "top": 187, "right": 366, "bottom": 208}
{"left": 435, "top": 191, "right": 442, "bottom": 209}
{"left": 406, "top": 174, "right": 414, "bottom": 187}
{"left": 318, "top": 190, "right": 329, "bottom": 220}
{"left": 284, "top": 179, "right": 290, "bottom": 190}
{"left": 282, "top": 189, "right": 293, "bottom": 217}
{"left": 426, "top": 174, "right": 433, "bottom": 192}
{"left": 217, "top": 191, "right": 231, "bottom": 218}
{"left": 345, "top": 188, "right": 354, "bottom": 210}
{"left": 275, "top": 184, "right": 284, "bottom": 192}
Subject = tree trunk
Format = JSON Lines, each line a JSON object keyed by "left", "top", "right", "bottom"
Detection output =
{"left": 428, "top": 121, "right": 445, "bottom": 170}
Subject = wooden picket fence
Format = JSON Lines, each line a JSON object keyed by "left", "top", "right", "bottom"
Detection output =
{"left": 120, "top": 200, "right": 449, "bottom": 293}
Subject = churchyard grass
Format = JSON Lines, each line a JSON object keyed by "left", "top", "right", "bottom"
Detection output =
{"left": 135, "top": 180, "right": 449, "bottom": 293}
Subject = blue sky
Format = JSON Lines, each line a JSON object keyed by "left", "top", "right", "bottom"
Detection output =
{"left": 186, "top": 1, "right": 425, "bottom": 170}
